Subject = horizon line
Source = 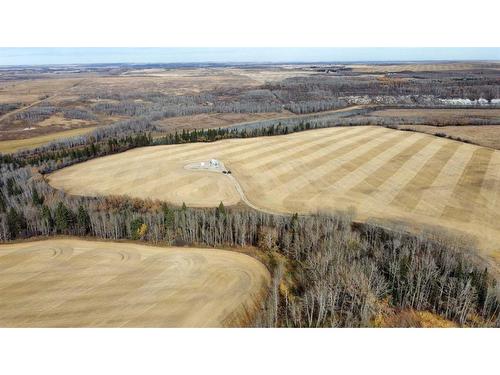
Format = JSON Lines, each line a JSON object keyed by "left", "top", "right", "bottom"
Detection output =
{"left": 1, "top": 47, "right": 499, "bottom": 66}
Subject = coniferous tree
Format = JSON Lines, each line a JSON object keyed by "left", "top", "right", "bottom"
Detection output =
{"left": 41, "top": 205, "right": 54, "bottom": 230}
{"left": 6, "top": 178, "right": 21, "bottom": 196}
{"left": 32, "top": 186, "right": 44, "bottom": 206}
{"left": 216, "top": 201, "right": 226, "bottom": 219}
{"left": 54, "top": 202, "right": 74, "bottom": 233}
{"left": 76, "top": 205, "right": 91, "bottom": 235}
{"left": 163, "top": 204, "right": 175, "bottom": 230}
{"left": 130, "top": 218, "right": 144, "bottom": 240}
{"left": 6, "top": 208, "right": 26, "bottom": 239}
{"left": 0, "top": 192, "right": 6, "bottom": 213}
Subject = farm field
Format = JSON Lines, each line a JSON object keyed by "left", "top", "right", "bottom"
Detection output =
{"left": 397, "top": 125, "right": 500, "bottom": 150}
{"left": 0, "top": 239, "right": 269, "bottom": 327}
{"left": 154, "top": 111, "right": 292, "bottom": 133}
{"left": 0, "top": 126, "right": 97, "bottom": 153}
{"left": 370, "top": 108, "right": 500, "bottom": 121}
{"left": 49, "top": 126, "right": 500, "bottom": 273}
{"left": 154, "top": 105, "right": 364, "bottom": 134}
{"left": 346, "top": 62, "right": 500, "bottom": 73}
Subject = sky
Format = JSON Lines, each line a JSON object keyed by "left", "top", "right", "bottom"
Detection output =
{"left": 0, "top": 48, "right": 499, "bottom": 66}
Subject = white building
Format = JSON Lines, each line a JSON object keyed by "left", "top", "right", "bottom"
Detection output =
{"left": 209, "top": 159, "right": 220, "bottom": 168}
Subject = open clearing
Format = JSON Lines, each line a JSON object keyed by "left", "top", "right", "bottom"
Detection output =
{"left": 49, "top": 126, "right": 500, "bottom": 272}
{"left": 155, "top": 111, "right": 291, "bottom": 133}
{"left": 0, "top": 126, "right": 97, "bottom": 153}
{"left": 0, "top": 239, "right": 270, "bottom": 327}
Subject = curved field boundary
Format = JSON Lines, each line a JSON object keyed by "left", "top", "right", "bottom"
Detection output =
{"left": 0, "top": 239, "right": 270, "bottom": 327}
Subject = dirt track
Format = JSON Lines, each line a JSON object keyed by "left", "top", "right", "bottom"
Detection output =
{"left": 0, "top": 239, "right": 270, "bottom": 327}
{"left": 49, "top": 126, "right": 500, "bottom": 273}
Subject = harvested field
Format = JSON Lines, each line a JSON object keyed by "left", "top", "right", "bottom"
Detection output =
{"left": 371, "top": 108, "right": 500, "bottom": 121}
{"left": 97, "top": 70, "right": 258, "bottom": 94}
{"left": 155, "top": 111, "right": 291, "bottom": 132}
{"left": 154, "top": 105, "right": 362, "bottom": 133}
{"left": 397, "top": 125, "right": 500, "bottom": 150}
{"left": 347, "top": 62, "right": 500, "bottom": 73}
{"left": 122, "top": 66, "right": 316, "bottom": 85}
{"left": 0, "top": 126, "right": 97, "bottom": 153}
{"left": 49, "top": 126, "right": 500, "bottom": 271}
{"left": 0, "top": 239, "right": 270, "bottom": 327}
{"left": 0, "top": 78, "right": 84, "bottom": 104}
{"left": 50, "top": 147, "right": 241, "bottom": 206}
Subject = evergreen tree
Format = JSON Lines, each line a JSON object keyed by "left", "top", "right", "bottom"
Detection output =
{"left": 163, "top": 204, "right": 175, "bottom": 230}
{"left": 32, "top": 186, "right": 44, "bottom": 206}
{"left": 54, "top": 202, "right": 74, "bottom": 233}
{"left": 216, "top": 201, "right": 226, "bottom": 219}
{"left": 6, "top": 178, "right": 21, "bottom": 196}
{"left": 0, "top": 192, "right": 6, "bottom": 213}
{"left": 41, "top": 205, "right": 54, "bottom": 230}
{"left": 290, "top": 213, "right": 299, "bottom": 230}
{"left": 130, "top": 218, "right": 144, "bottom": 240}
{"left": 76, "top": 205, "right": 91, "bottom": 235}
{"left": 6, "top": 208, "right": 26, "bottom": 239}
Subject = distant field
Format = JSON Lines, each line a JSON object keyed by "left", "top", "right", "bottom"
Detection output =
{"left": 0, "top": 126, "right": 96, "bottom": 153}
{"left": 154, "top": 105, "right": 362, "bottom": 133}
{"left": 49, "top": 126, "right": 500, "bottom": 272}
{"left": 0, "top": 239, "right": 269, "bottom": 327}
{"left": 347, "top": 62, "right": 500, "bottom": 73}
{"left": 0, "top": 67, "right": 299, "bottom": 145}
{"left": 155, "top": 111, "right": 291, "bottom": 132}
{"left": 0, "top": 77, "right": 84, "bottom": 104}
{"left": 370, "top": 108, "right": 500, "bottom": 149}
{"left": 398, "top": 124, "right": 500, "bottom": 150}
{"left": 371, "top": 108, "right": 500, "bottom": 120}
{"left": 121, "top": 66, "right": 316, "bottom": 85}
